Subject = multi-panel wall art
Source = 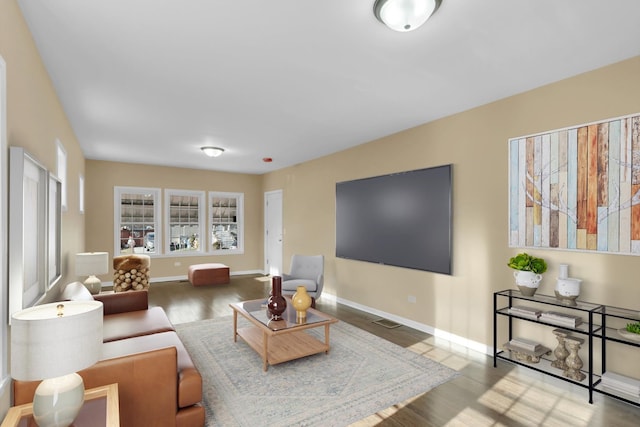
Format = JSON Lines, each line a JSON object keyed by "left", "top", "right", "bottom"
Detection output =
{"left": 509, "top": 113, "right": 640, "bottom": 255}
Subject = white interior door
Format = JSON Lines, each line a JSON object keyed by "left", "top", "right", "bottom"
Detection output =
{"left": 264, "top": 190, "right": 283, "bottom": 275}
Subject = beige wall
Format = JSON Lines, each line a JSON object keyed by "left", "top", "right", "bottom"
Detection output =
{"left": 0, "top": 0, "right": 87, "bottom": 415}
{"left": 0, "top": 0, "right": 85, "bottom": 295}
{"left": 85, "top": 160, "right": 263, "bottom": 279}
{"left": 263, "top": 57, "right": 640, "bottom": 364}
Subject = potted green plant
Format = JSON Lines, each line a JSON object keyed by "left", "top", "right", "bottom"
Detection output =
{"left": 507, "top": 252, "right": 547, "bottom": 296}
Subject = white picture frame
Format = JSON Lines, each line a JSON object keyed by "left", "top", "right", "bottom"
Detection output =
{"left": 8, "top": 147, "right": 49, "bottom": 320}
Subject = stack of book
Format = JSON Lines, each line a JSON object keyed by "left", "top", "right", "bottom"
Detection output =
{"left": 508, "top": 337, "right": 543, "bottom": 353}
{"left": 508, "top": 305, "right": 542, "bottom": 320}
{"left": 601, "top": 372, "right": 640, "bottom": 397}
{"left": 540, "top": 311, "right": 582, "bottom": 328}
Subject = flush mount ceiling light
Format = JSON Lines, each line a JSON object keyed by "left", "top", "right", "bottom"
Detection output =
{"left": 373, "top": 0, "right": 442, "bottom": 32}
{"left": 201, "top": 146, "right": 225, "bottom": 157}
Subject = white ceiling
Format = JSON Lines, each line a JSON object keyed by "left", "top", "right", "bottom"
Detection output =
{"left": 17, "top": 0, "right": 640, "bottom": 174}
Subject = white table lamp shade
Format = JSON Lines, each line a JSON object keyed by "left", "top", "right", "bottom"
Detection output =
{"left": 75, "top": 252, "right": 109, "bottom": 277}
{"left": 11, "top": 301, "right": 103, "bottom": 381}
{"left": 11, "top": 301, "right": 103, "bottom": 427}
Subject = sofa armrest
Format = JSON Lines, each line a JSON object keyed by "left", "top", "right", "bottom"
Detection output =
{"left": 61, "top": 282, "right": 148, "bottom": 314}
{"left": 14, "top": 347, "right": 179, "bottom": 427}
{"left": 94, "top": 290, "right": 149, "bottom": 315}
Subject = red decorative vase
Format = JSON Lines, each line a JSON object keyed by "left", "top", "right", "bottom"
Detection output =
{"left": 267, "top": 276, "right": 286, "bottom": 320}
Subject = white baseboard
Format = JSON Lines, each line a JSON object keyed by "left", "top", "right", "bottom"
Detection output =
{"left": 94, "top": 275, "right": 491, "bottom": 355}
{"left": 322, "top": 293, "right": 491, "bottom": 356}
{"left": 100, "top": 269, "right": 266, "bottom": 288}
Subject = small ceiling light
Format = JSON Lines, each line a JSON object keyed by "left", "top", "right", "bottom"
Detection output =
{"left": 373, "top": 0, "right": 442, "bottom": 32}
{"left": 201, "top": 146, "right": 225, "bottom": 157}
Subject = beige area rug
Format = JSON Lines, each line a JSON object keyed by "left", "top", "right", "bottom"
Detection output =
{"left": 175, "top": 316, "right": 459, "bottom": 427}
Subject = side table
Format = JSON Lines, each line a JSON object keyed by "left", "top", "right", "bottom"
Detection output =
{"left": 1, "top": 383, "right": 119, "bottom": 427}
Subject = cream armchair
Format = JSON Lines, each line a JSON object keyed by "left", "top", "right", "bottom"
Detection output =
{"left": 281, "top": 255, "right": 324, "bottom": 306}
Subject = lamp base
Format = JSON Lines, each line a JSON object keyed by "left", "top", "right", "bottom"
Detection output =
{"left": 33, "top": 373, "right": 85, "bottom": 427}
{"left": 83, "top": 275, "right": 102, "bottom": 295}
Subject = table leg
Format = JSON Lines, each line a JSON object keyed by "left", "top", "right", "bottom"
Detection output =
{"left": 325, "top": 324, "right": 330, "bottom": 354}
{"left": 232, "top": 310, "right": 237, "bottom": 342}
{"left": 263, "top": 332, "right": 269, "bottom": 371}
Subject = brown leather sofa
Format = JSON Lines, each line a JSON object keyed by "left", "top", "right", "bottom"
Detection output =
{"left": 12, "top": 282, "right": 205, "bottom": 427}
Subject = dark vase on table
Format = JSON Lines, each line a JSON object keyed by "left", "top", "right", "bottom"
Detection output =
{"left": 267, "top": 276, "right": 286, "bottom": 320}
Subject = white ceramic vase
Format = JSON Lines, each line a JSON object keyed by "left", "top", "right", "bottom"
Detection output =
{"left": 513, "top": 270, "right": 542, "bottom": 296}
{"left": 555, "top": 277, "right": 581, "bottom": 304}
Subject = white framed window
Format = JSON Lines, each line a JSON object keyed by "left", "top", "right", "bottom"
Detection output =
{"left": 47, "top": 173, "right": 62, "bottom": 288}
{"left": 165, "top": 189, "right": 205, "bottom": 254}
{"left": 1, "top": 56, "right": 9, "bottom": 384}
{"left": 114, "top": 187, "right": 161, "bottom": 256}
{"left": 55, "top": 139, "right": 67, "bottom": 211}
{"left": 79, "top": 174, "right": 85, "bottom": 214}
{"left": 209, "top": 191, "right": 244, "bottom": 254}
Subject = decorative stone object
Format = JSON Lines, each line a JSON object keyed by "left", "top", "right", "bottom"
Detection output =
{"left": 503, "top": 342, "right": 551, "bottom": 364}
{"left": 113, "top": 254, "right": 150, "bottom": 292}
{"left": 512, "top": 350, "right": 542, "bottom": 363}
{"left": 564, "top": 335, "right": 586, "bottom": 382}
{"left": 551, "top": 329, "right": 570, "bottom": 370}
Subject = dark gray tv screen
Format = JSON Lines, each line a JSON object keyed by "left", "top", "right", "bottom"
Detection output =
{"left": 336, "top": 164, "right": 452, "bottom": 275}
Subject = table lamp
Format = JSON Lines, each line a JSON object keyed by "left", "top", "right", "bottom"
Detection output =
{"left": 11, "top": 301, "right": 103, "bottom": 427}
{"left": 76, "top": 252, "right": 109, "bottom": 294}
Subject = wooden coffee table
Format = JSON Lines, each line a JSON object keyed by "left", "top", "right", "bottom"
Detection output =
{"left": 230, "top": 299, "right": 338, "bottom": 371}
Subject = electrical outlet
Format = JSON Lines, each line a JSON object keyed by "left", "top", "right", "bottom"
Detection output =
{"left": 408, "top": 295, "right": 417, "bottom": 303}
{"left": 174, "top": 261, "right": 181, "bottom": 267}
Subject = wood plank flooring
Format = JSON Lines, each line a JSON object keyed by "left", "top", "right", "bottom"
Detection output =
{"left": 148, "top": 275, "right": 640, "bottom": 426}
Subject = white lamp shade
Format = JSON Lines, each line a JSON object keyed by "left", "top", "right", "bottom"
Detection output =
{"left": 374, "top": 0, "right": 441, "bottom": 32}
{"left": 11, "top": 301, "right": 103, "bottom": 381}
{"left": 76, "top": 252, "right": 109, "bottom": 276}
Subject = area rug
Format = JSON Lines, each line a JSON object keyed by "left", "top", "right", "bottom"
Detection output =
{"left": 175, "top": 316, "right": 459, "bottom": 427}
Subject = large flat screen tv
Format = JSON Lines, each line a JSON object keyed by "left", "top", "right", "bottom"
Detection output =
{"left": 336, "top": 164, "right": 452, "bottom": 275}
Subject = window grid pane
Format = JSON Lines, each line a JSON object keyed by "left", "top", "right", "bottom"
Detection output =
{"left": 119, "top": 192, "right": 156, "bottom": 254}
{"left": 211, "top": 195, "right": 239, "bottom": 250}
{"left": 169, "top": 194, "right": 200, "bottom": 252}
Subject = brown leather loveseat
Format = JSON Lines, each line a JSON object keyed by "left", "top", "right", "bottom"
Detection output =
{"left": 12, "top": 282, "right": 205, "bottom": 427}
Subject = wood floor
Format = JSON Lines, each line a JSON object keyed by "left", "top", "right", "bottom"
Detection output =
{"left": 148, "top": 275, "right": 640, "bottom": 427}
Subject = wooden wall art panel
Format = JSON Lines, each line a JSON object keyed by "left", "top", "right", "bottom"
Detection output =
{"left": 509, "top": 113, "right": 640, "bottom": 254}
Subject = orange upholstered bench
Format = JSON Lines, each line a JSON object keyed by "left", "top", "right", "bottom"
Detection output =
{"left": 188, "top": 263, "right": 230, "bottom": 286}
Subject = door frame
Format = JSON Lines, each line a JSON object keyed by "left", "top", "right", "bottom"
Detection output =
{"left": 264, "top": 189, "right": 283, "bottom": 275}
